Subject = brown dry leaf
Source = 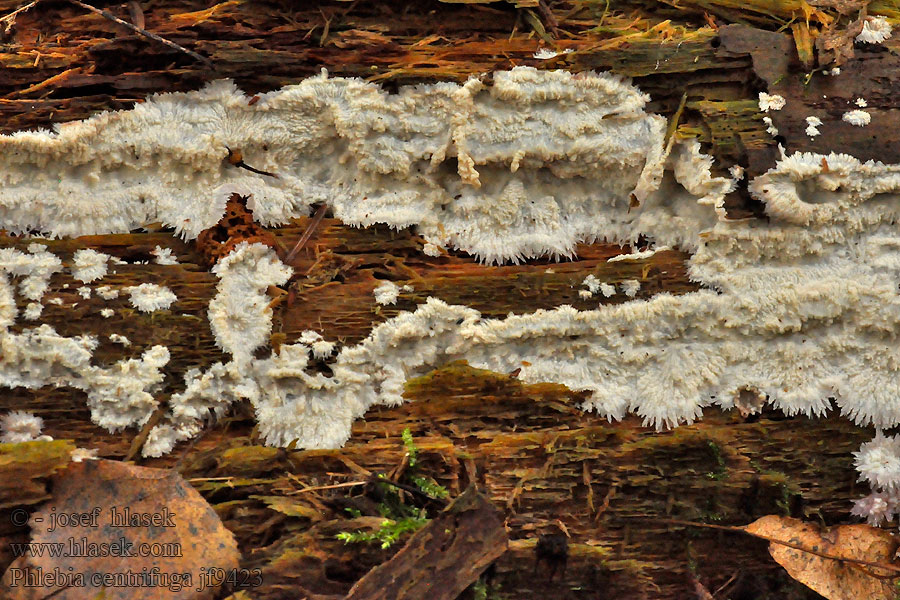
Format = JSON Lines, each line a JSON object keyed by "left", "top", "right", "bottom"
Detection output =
{"left": 815, "top": 10, "right": 867, "bottom": 65}
{"left": 0, "top": 459, "right": 240, "bottom": 599}
{"left": 745, "top": 515, "right": 899, "bottom": 600}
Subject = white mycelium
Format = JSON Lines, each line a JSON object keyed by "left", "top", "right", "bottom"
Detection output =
{"left": 2, "top": 70, "right": 900, "bottom": 481}
{"left": 0, "top": 67, "right": 730, "bottom": 264}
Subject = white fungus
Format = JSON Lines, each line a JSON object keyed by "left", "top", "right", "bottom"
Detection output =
{"left": 758, "top": 92, "right": 786, "bottom": 112}
{"left": 422, "top": 242, "right": 442, "bottom": 257}
{"left": 76, "top": 286, "right": 91, "bottom": 299}
{"left": 71, "top": 249, "right": 110, "bottom": 283}
{"left": 207, "top": 242, "right": 292, "bottom": 366}
{"left": 100, "top": 308, "right": 114, "bottom": 318}
{"left": 729, "top": 165, "right": 745, "bottom": 181}
{"left": 128, "top": 283, "right": 177, "bottom": 312}
{"left": 843, "top": 109, "right": 872, "bottom": 127}
{"left": 608, "top": 246, "right": 670, "bottom": 262}
{"left": 805, "top": 116, "right": 822, "bottom": 138}
{"left": 855, "top": 98, "right": 868, "bottom": 108}
{"left": 762, "top": 116, "right": 779, "bottom": 136}
{"left": 70, "top": 447, "right": 99, "bottom": 462}
{"left": 7, "top": 69, "right": 900, "bottom": 472}
{"left": 620, "top": 279, "right": 641, "bottom": 297}
{"left": 109, "top": 333, "right": 130, "bottom": 346}
{"left": 578, "top": 290, "right": 593, "bottom": 300}
{"left": 311, "top": 339, "right": 335, "bottom": 359}
{"left": 533, "top": 47, "right": 572, "bottom": 60}
{"left": 151, "top": 246, "right": 179, "bottom": 265}
{"left": 599, "top": 283, "right": 616, "bottom": 297}
{"left": 856, "top": 16, "right": 892, "bottom": 44}
{"left": 1, "top": 410, "right": 44, "bottom": 443}
{"left": 299, "top": 330, "right": 323, "bottom": 344}
{"left": 0, "top": 246, "right": 62, "bottom": 302}
{"left": 96, "top": 286, "right": 119, "bottom": 300}
{"left": 374, "top": 281, "right": 401, "bottom": 306}
{"left": 0, "top": 67, "right": 732, "bottom": 263}
{"left": 23, "top": 302, "right": 42, "bottom": 320}
{"left": 582, "top": 274, "right": 601, "bottom": 295}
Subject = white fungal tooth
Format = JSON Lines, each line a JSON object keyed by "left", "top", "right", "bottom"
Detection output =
{"left": 1, "top": 410, "right": 45, "bottom": 443}
{"left": 758, "top": 92, "right": 786, "bottom": 112}
{"left": 151, "top": 246, "right": 179, "bottom": 265}
{"left": 71, "top": 249, "right": 110, "bottom": 283}
{"left": 128, "top": 283, "right": 177, "bottom": 312}
{"left": 620, "top": 279, "right": 641, "bottom": 297}
{"left": 374, "top": 281, "right": 401, "bottom": 306}
{"left": 842, "top": 109, "right": 871, "bottom": 127}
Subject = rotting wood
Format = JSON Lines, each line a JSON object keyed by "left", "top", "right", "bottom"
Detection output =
{"left": 344, "top": 487, "right": 507, "bottom": 600}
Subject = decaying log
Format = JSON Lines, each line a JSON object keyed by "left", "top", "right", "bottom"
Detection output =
{"left": 1, "top": 1, "right": 897, "bottom": 599}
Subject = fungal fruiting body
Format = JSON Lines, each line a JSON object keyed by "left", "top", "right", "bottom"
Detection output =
{"left": 805, "top": 116, "right": 822, "bottom": 138}
{"left": 152, "top": 246, "right": 179, "bottom": 265}
{"left": 856, "top": 16, "right": 892, "bottom": 44}
{"left": 0, "top": 67, "right": 730, "bottom": 264}
{"left": 207, "top": 241, "right": 292, "bottom": 366}
{"left": 758, "top": 92, "right": 786, "bottom": 112}
{"left": 3, "top": 69, "right": 900, "bottom": 471}
{"left": 71, "top": 249, "right": 110, "bottom": 283}
{"left": 843, "top": 110, "right": 872, "bottom": 127}
{"left": 373, "top": 281, "right": 402, "bottom": 306}
{"left": 1, "top": 410, "right": 47, "bottom": 443}
{"left": 128, "top": 283, "right": 177, "bottom": 312}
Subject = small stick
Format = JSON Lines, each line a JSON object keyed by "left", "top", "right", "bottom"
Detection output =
{"left": 226, "top": 147, "right": 279, "bottom": 178}
{"left": 6, "top": 67, "right": 82, "bottom": 98}
{"left": 285, "top": 203, "right": 328, "bottom": 264}
{"left": 536, "top": 0, "right": 560, "bottom": 37}
{"left": 124, "top": 402, "right": 167, "bottom": 461}
{"left": 0, "top": 0, "right": 41, "bottom": 35}
{"left": 372, "top": 474, "right": 450, "bottom": 507}
{"left": 66, "top": 0, "right": 212, "bottom": 66}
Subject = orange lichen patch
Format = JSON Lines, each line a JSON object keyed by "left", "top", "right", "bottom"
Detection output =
{"left": 195, "top": 193, "right": 278, "bottom": 267}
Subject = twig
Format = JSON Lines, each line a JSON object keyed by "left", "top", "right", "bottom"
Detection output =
{"left": 66, "top": 0, "right": 212, "bottom": 66}
{"left": 287, "top": 480, "right": 368, "bottom": 494}
{"left": 711, "top": 570, "right": 738, "bottom": 597}
{"left": 6, "top": 67, "right": 82, "bottom": 98}
{"left": 372, "top": 474, "right": 450, "bottom": 507}
{"left": 0, "top": 0, "right": 41, "bottom": 35}
{"left": 536, "top": 0, "right": 560, "bottom": 37}
{"left": 124, "top": 401, "right": 167, "bottom": 461}
{"left": 285, "top": 203, "right": 328, "bottom": 264}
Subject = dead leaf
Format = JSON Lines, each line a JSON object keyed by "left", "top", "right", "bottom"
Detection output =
{"left": 0, "top": 459, "right": 240, "bottom": 599}
{"left": 815, "top": 8, "right": 867, "bottom": 66}
{"left": 745, "top": 515, "right": 900, "bottom": 600}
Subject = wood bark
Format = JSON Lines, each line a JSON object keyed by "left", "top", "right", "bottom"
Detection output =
{"left": 0, "top": 1, "right": 895, "bottom": 598}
